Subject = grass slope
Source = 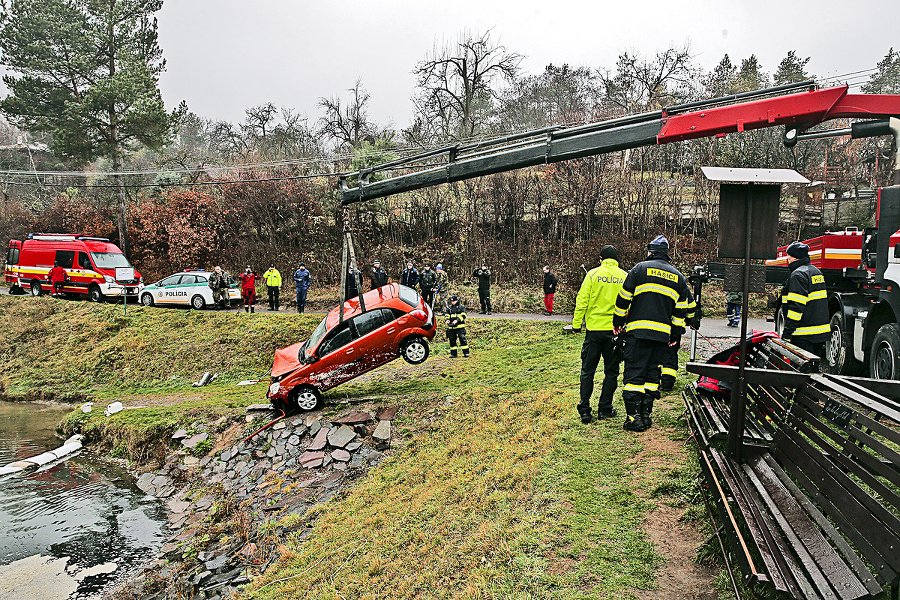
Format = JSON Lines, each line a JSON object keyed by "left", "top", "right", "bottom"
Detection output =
{"left": 0, "top": 296, "right": 710, "bottom": 599}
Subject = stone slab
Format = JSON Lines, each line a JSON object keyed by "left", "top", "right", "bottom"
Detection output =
{"left": 375, "top": 406, "right": 399, "bottom": 421}
{"left": 327, "top": 425, "right": 356, "bottom": 448}
{"left": 330, "top": 449, "right": 351, "bottom": 462}
{"left": 299, "top": 451, "right": 325, "bottom": 468}
{"left": 307, "top": 427, "right": 329, "bottom": 451}
{"left": 332, "top": 411, "right": 372, "bottom": 425}
{"left": 373, "top": 420, "right": 391, "bottom": 445}
{"left": 182, "top": 433, "right": 209, "bottom": 449}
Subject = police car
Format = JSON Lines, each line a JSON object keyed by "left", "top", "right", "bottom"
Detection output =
{"left": 139, "top": 270, "right": 241, "bottom": 310}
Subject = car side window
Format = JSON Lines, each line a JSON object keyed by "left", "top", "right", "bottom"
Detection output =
{"left": 196, "top": 275, "right": 208, "bottom": 285}
{"left": 78, "top": 252, "right": 93, "bottom": 270}
{"left": 159, "top": 275, "right": 181, "bottom": 286}
{"left": 352, "top": 310, "right": 388, "bottom": 337}
{"left": 318, "top": 322, "right": 355, "bottom": 356}
{"left": 386, "top": 308, "right": 405, "bottom": 321}
{"left": 179, "top": 275, "right": 197, "bottom": 285}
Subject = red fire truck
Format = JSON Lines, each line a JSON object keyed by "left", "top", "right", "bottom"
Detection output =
{"left": 5, "top": 233, "right": 141, "bottom": 301}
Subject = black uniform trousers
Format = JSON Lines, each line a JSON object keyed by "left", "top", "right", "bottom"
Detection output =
{"left": 267, "top": 286, "right": 280, "bottom": 310}
{"left": 659, "top": 341, "right": 679, "bottom": 391}
{"left": 577, "top": 330, "right": 621, "bottom": 419}
{"left": 622, "top": 334, "right": 668, "bottom": 416}
{"left": 422, "top": 288, "right": 434, "bottom": 306}
{"left": 448, "top": 327, "right": 469, "bottom": 357}
{"left": 478, "top": 288, "right": 492, "bottom": 313}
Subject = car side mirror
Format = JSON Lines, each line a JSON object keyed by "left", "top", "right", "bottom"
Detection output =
{"left": 305, "top": 355, "right": 318, "bottom": 364}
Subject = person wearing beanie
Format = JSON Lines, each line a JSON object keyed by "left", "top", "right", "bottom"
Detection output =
{"left": 419, "top": 264, "right": 436, "bottom": 307}
{"left": 572, "top": 245, "right": 627, "bottom": 424}
{"left": 400, "top": 261, "right": 419, "bottom": 289}
{"left": 781, "top": 241, "right": 829, "bottom": 359}
{"left": 434, "top": 263, "right": 449, "bottom": 315}
{"left": 542, "top": 266, "right": 558, "bottom": 315}
{"left": 293, "top": 262, "right": 312, "bottom": 313}
{"left": 263, "top": 263, "right": 282, "bottom": 311}
{"left": 370, "top": 259, "right": 388, "bottom": 290}
{"left": 613, "top": 235, "right": 695, "bottom": 432}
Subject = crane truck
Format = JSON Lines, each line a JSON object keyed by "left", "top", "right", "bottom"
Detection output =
{"left": 337, "top": 81, "right": 900, "bottom": 378}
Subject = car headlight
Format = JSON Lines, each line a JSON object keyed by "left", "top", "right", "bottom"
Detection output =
{"left": 268, "top": 382, "right": 280, "bottom": 395}
{"left": 103, "top": 275, "right": 115, "bottom": 284}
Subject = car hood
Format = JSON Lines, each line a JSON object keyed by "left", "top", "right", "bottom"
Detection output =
{"left": 272, "top": 342, "right": 304, "bottom": 377}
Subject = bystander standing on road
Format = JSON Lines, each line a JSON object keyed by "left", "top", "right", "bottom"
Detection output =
{"left": 472, "top": 263, "right": 492, "bottom": 314}
{"left": 345, "top": 266, "right": 362, "bottom": 300}
{"left": 572, "top": 246, "right": 626, "bottom": 424}
{"left": 542, "top": 266, "right": 558, "bottom": 315}
{"left": 400, "top": 261, "right": 419, "bottom": 289}
{"left": 371, "top": 260, "right": 388, "bottom": 290}
{"left": 293, "top": 263, "right": 311, "bottom": 313}
{"left": 434, "top": 264, "right": 449, "bottom": 315}
{"left": 238, "top": 266, "right": 258, "bottom": 313}
{"left": 725, "top": 290, "right": 743, "bottom": 327}
{"left": 419, "top": 264, "right": 436, "bottom": 307}
{"left": 209, "top": 266, "right": 232, "bottom": 310}
{"left": 263, "top": 264, "right": 282, "bottom": 311}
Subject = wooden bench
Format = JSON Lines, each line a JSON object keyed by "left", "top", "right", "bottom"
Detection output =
{"left": 689, "top": 374, "right": 900, "bottom": 600}
{"left": 683, "top": 339, "right": 819, "bottom": 449}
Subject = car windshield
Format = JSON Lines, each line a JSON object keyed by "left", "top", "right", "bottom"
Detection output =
{"left": 301, "top": 316, "right": 330, "bottom": 360}
{"left": 90, "top": 252, "right": 131, "bottom": 269}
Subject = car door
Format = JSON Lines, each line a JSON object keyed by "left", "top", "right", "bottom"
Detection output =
{"left": 154, "top": 275, "right": 183, "bottom": 304}
{"left": 193, "top": 275, "right": 215, "bottom": 305}
{"left": 311, "top": 321, "right": 361, "bottom": 389}
{"left": 349, "top": 310, "right": 391, "bottom": 371}
{"left": 175, "top": 274, "right": 201, "bottom": 305}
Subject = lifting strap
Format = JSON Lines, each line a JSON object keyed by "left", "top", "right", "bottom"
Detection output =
{"left": 339, "top": 208, "right": 367, "bottom": 322}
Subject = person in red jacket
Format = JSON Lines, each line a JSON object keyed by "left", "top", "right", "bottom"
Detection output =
{"left": 49, "top": 261, "right": 68, "bottom": 297}
{"left": 238, "top": 265, "right": 258, "bottom": 313}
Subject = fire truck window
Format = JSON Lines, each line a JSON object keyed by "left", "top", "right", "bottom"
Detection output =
{"left": 54, "top": 250, "right": 76, "bottom": 268}
{"left": 78, "top": 252, "right": 93, "bottom": 270}
{"left": 6, "top": 247, "right": 18, "bottom": 265}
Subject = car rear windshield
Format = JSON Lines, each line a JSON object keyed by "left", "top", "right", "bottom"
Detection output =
{"left": 301, "top": 316, "right": 330, "bottom": 360}
{"left": 398, "top": 285, "right": 420, "bottom": 308}
{"left": 90, "top": 252, "right": 131, "bottom": 269}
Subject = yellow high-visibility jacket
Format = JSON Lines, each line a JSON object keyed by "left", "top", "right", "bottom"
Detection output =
{"left": 572, "top": 259, "right": 627, "bottom": 331}
{"left": 264, "top": 269, "right": 282, "bottom": 287}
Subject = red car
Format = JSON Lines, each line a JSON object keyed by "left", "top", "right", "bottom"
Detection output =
{"left": 267, "top": 283, "right": 436, "bottom": 411}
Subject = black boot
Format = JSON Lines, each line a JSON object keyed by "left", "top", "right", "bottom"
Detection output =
{"left": 641, "top": 398, "right": 654, "bottom": 430}
{"left": 250, "top": 306, "right": 255, "bottom": 313}
{"left": 623, "top": 397, "right": 647, "bottom": 432}
{"left": 659, "top": 376, "right": 675, "bottom": 392}
{"left": 597, "top": 406, "right": 618, "bottom": 420}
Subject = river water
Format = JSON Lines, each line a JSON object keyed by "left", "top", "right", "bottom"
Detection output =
{"left": 0, "top": 401, "right": 168, "bottom": 600}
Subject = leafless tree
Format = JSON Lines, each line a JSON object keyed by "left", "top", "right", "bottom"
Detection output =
{"left": 318, "top": 79, "right": 384, "bottom": 150}
{"left": 600, "top": 45, "right": 696, "bottom": 113}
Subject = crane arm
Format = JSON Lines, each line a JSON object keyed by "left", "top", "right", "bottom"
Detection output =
{"left": 340, "top": 84, "right": 900, "bottom": 205}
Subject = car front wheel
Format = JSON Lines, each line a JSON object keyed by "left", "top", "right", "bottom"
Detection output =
{"left": 291, "top": 385, "right": 322, "bottom": 412}
{"left": 191, "top": 295, "right": 206, "bottom": 310}
{"left": 400, "top": 336, "right": 430, "bottom": 364}
{"left": 141, "top": 293, "right": 154, "bottom": 307}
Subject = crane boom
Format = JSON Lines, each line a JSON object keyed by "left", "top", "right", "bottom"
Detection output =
{"left": 340, "top": 83, "right": 900, "bottom": 205}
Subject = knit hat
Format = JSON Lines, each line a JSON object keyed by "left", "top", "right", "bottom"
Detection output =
{"left": 436, "top": 263, "right": 443, "bottom": 270}
{"left": 648, "top": 235, "right": 669, "bottom": 252}
{"left": 786, "top": 241, "right": 810, "bottom": 259}
{"left": 600, "top": 245, "right": 618, "bottom": 260}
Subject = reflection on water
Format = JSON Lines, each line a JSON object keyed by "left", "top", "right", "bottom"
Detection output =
{"left": 0, "top": 401, "right": 168, "bottom": 599}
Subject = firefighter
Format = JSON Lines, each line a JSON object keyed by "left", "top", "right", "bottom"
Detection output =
{"left": 400, "top": 261, "right": 419, "bottom": 289}
{"left": 263, "top": 264, "right": 282, "bottom": 311}
{"left": 446, "top": 294, "right": 469, "bottom": 357}
{"left": 781, "top": 241, "right": 830, "bottom": 360}
{"left": 572, "top": 245, "right": 627, "bottom": 423}
{"left": 293, "top": 263, "right": 311, "bottom": 313}
{"left": 613, "top": 236, "right": 695, "bottom": 432}
{"left": 238, "top": 265, "right": 258, "bottom": 313}
{"left": 209, "top": 266, "right": 231, "bottom": 310}
{"left": 49, "top": 260, "right": 67, "bottom": 297}
{"left": 542, "top": 266, "right": 558, "bottom": 315}
{"left": 472, "top": 263, "right": 492, "bottom": 314}
{"left": 371, "top": 259, "right": 388, "bottom": 289}
{"left": 434, "top": 264, "right": 449, "bottom": 315}
{"left": 419, "top": 264, "right": 436, "bottom": 306}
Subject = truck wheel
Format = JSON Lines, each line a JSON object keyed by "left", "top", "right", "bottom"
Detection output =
{"left": 141, "top": 293, "right": 154, "bottom": 307}
{"left": 774, "top": 307, "right": 785, "bottom": 337}
{"left": 88, "top": 285, "right": 103, "bottom": 303}
{"left": 400, "top": 336, "right": 430, "bottom": 364}
{"left": 30, "top": 280, "right": 42, "bottom": 297}
{"left": 190, "top": 295, "right": 206, "bottom": 310}
{"left": 870, "top": 323, "right": 900, "bottom": 380}
{"left": 823, "top": 312, "right": 864, "bottom": 375}
{"left": 290, "top": 385, "right": 322, "bottom": 412}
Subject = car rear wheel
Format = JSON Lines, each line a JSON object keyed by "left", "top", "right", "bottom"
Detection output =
{"left": 401, "top": 336, "right": 430, "bottom": 364}
{"left": 290, "top": 385, "right": 322, "bottom": 412}
{"left": 88, "top": 285, "right": 103, "bottom": 303}
{"left": 191, "top": 295, "right": 205, "bottom": 310}
{"left": 141, "top": 293, "right": 154, "bottom": 307}
{"left": 30, "top": 280, "right": 42, "bottom": 297}
{"left": 870, "top": 323, "right": 900, "bottom": 380}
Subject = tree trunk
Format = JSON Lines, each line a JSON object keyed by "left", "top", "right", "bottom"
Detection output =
{"left": 112, "top": 149, "right": 128, "bottom": 257}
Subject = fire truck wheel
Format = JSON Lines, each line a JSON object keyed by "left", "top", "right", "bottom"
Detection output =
{"left": 870, "top": 323, "right": 900, "bottom": 380}
{"left": 29, "top": 280, "right": 42, "bottom": 297}
{"left": 190, "top": 295, "right": 206, "bottom": 310}
{"left": 141, "top": 293, "right": 154, "bottom": 307}
{"left": 88, "top": 285, "right": 104, "bottom": 303}
{"left": 823, "top": 312, "right": 864, "bottom": 375}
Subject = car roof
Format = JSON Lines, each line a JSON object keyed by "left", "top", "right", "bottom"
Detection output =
{"left": 323, "top": 284, "right": 411, "bottom": 329}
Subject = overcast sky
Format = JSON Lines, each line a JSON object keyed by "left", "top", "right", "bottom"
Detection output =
{"left": 6, "top": 0, "right": 899, "bottom": 131}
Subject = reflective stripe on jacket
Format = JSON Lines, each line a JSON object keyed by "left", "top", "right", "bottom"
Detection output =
{"left": 781, "top": 258, "right": 829, "bottom": 342}
{"left": 446, "top": 304, "right": 467, "bottom": 329}
{"left": 572, "top": 259, "right": 626, "bottom": 331}
{"left": 612, "top": 255, "right": 696, "bottom": 343}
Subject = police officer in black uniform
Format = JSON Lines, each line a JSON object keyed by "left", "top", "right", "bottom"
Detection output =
{"left": 613, "top": 235, "right": 695, "bottom": 432}
{"left": 446, "top": 295, "right": 470, "bottom": 357}
{"left": 781, "top": 241, "right": 830, "bottom": 360}
{"left": 371, "top": 260, "right": 388, "bottom": 290}
{"left": 472, "top": 263, "right": 492, "bottom": 314}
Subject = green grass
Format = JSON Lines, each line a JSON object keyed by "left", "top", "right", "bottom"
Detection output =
{"left": 0, "top": 296, "right": 713, "bottom": 599}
